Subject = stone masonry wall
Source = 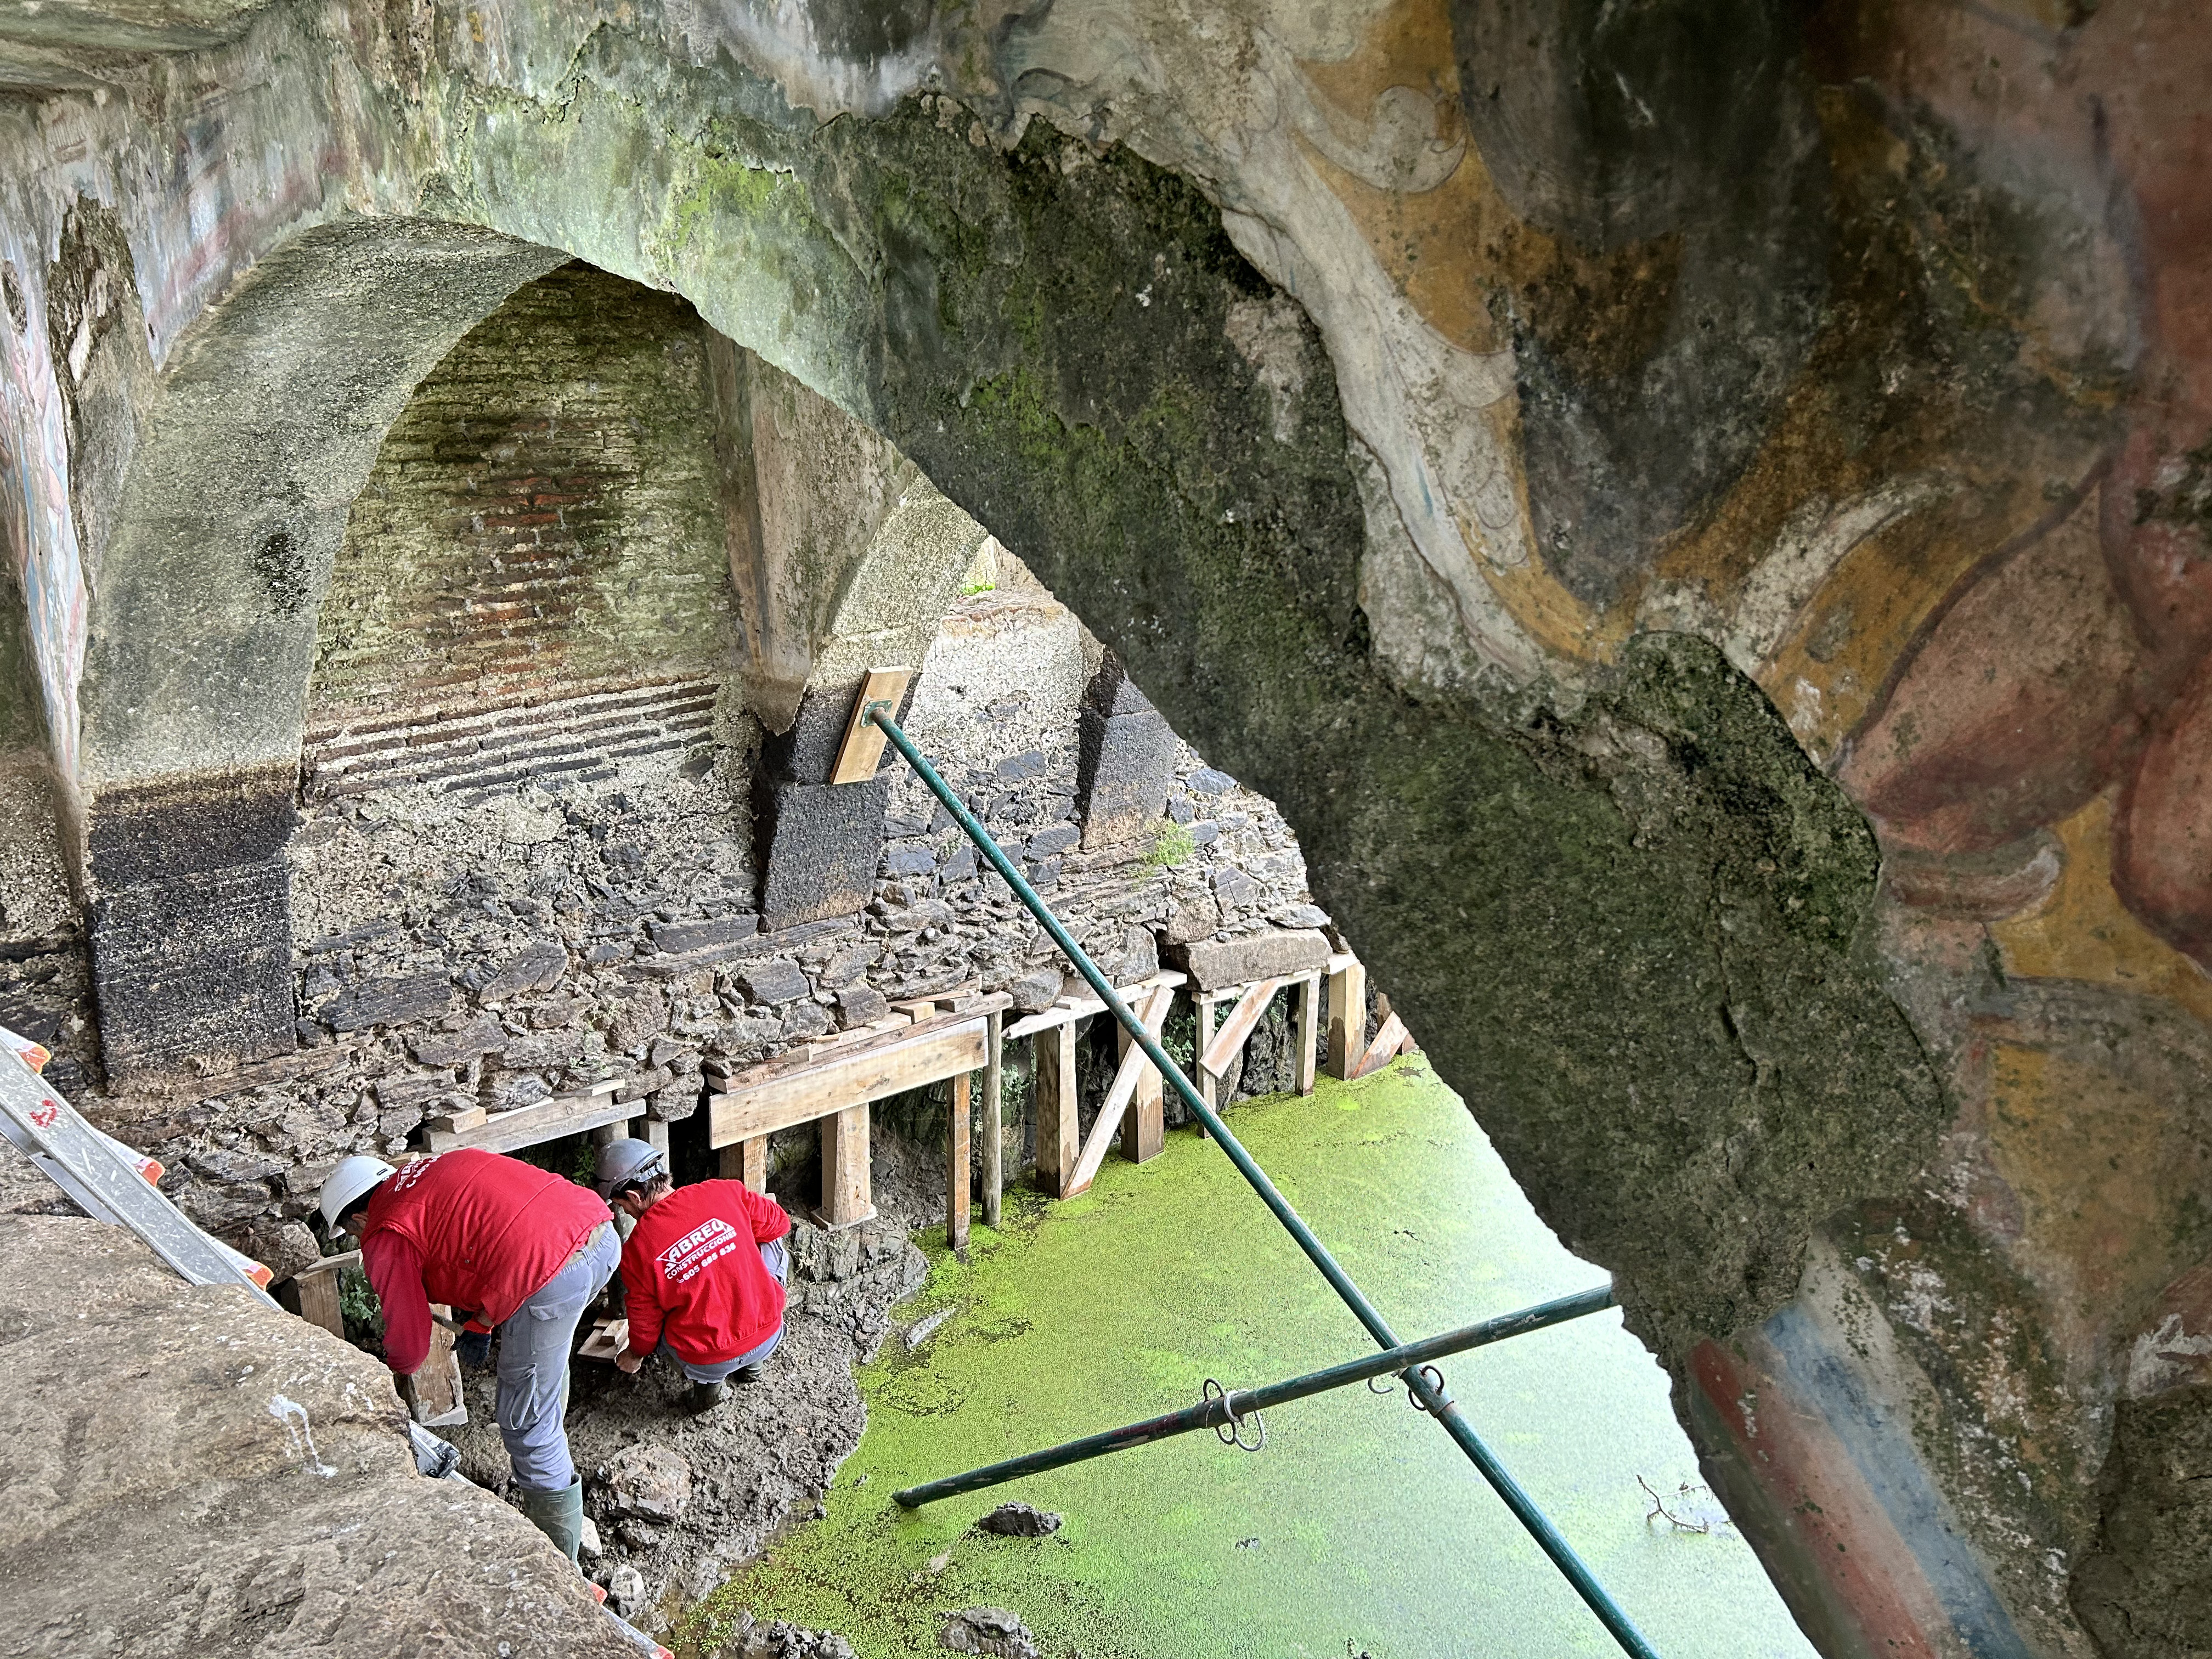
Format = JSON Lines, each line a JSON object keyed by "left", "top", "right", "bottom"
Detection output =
{"left": 60, "top": 268, "right": 1329, "bottom": 1259}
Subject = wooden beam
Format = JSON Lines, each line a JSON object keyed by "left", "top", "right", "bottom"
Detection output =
{"left": 400, "top": 1305, "right": 466, "bottom": 1426}
{"left": 981, "top": 1011, "right": 1003, "bottom": 1229}
{"left": 1033, "top": 1019, "right": 1079, "bottom": 1198}
{"left": 280, "top": 1269, "right": 346, "bottom": 1339}
{"left": 1325, "top": 956, "right": 1367, "bottom": 1080}
{"left": 642, "top": 1118, "right": 671, "bottom": 1158}
{"left": 818, "top": 1103, "right": 874, "bottom": 1228}
{"left": 1066, "top": 983, "right": 1172, "bottom": 1196}
{"left": 947, "top": 1070, "right": 972, "bottom": 1250}
{"left": 1121, "top": 996, "right": 1166, "bottom": 1167}
{"left": 1293, "top": 971, "right": 1321, "bottom": 1096}
{"left": 827, "top": 665, "right": 912, "bottom": 786}
{"left": 1350, "top": 1012, "right": 1410, "bottom": 1081}
{"left": 289, "top": 1249, "right": 361, "bottom": 1279}
{"left": 718, "top": 1136, "right": 769, "bottom": 1192}
{"left": 1000, "top": 970, "right": 1188, "bottom": 1040}
{"left": 1200, "top": 976, "right": 1287, "bottom": 1077}
{"left": 425, "top": 1082, "right": 633, "bottom": 1155}
{"left": 708, "top": 1017, "right": 989, "bottom": 1148}
{"left": 1195, "top": 996, "right": 1218, "bottom": 1115}
{"left": 423, "top": 1104, "right": 486, "bottom": 1137}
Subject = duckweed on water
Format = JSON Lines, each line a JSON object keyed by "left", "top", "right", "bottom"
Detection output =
{"left": 692, "top": 1059, "right": 1816, "bottom": 1659}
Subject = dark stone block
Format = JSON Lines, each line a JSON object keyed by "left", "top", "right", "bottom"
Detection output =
{"left": 646, "top": 915, "right": 760, "bottom": 955}
{"left": 884, "top": 845, "right": 938, "bottom": 877}
{"left": 480, "top": 938, "right": 567, "bottom": 1001}
{"left": 942, "top": 844, "right": 978, "bottom": 882}
{"left": 818, "top": 941, "right": 882, "bottom": 988}
{"left": 1189, "top": 820, "right": 1219, "bottom": 845}
{"left": 1186, "top": 768, "right": 1234, "bottom": 797}
{"left": 1028, "top": 857, "right": 1062, "bottom": 888}
{"left": 836, "top": 985, "right": 890, "bottom": 1027}
{"left": 1163, "top": 929, "right": 1330, "bottom": 991}
{"left": 996, "top": 749, "right": 1049, "bottom": 781}
{"left": 779, "top": 1000, "right": 834, "bottom": 1039}
{"left": 1024, "top": 824, "right": 1080, "bottom": 861}
{"left": 735, "top": 957, "right": 811, "bottom": 1005}
{"left": 1082, "top": 652, "right": 1155, "bottom": 720}
{"left": 1008, "top": 968, "right": 1062, "bottom": 1013}
{"left": 1211, "top": 868, "right": 1259, "bottom": 907}
{"left": 646, "top": 1086, "right": 701, "bottom": 1124}
{"left": 86, "top": 771, "right": 299, "bottom": 1083}
{"left": 409, "top": 1013, "right": 505, "bottom": 1065}
{"left": 322, "top": 973, "right": 458, "bottom": 1032}
{"left": 755, "top": 776, "right": 889, "bottom": 929}
{"left": 1077, "top": 679, "right": 1176, "bottom": 849}
{"left": 761, "top": 679, "right": 918, "bottom": 786}
{"left": 372, "top": 1071, "right": 450, "bottom": 1110}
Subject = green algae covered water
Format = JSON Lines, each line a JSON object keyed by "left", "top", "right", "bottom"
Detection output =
{"left": 696, "top": 1059, "right": 1818, "bottom": 1659}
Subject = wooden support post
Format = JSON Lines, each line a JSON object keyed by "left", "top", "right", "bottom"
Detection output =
{"left": 720, "top": 1135, "right": 769, "bottom": 1192}
{"left": 1033, "top": 1021, "right": 1079, "bottom": 1197}
{"left": 642, "top": 1118, "right": 670, "bottom": 1158}
{"left": 1293, "top": 972, "right": 1320, "bottom": 1097}
{"left": 589, "top": 1119, "right": 629, "bottom": 1148}
{"left": 1195, "top": 997, "right": 1218, "bottom": 1116}
{"left": 819, "top": 1104, "right": 874, "bottom": 1228}
{"left": 1325, "top": 957, "right": 1367, "bottom": 1080}
{"left": 1120, "top": 1002, "right": 1165, "bottom": 1165}
{"left": 400, "top": 1304, "right": 466, "bottom": 1426}
{"left": 282, "top": 1269, "right": 346, "bottom": 1340}
{"left": 982, "top": 1011, "right": 1003, "bottom": 1228}
{"left": 948, "top": 1071, "right": 972, "bottom": 1250}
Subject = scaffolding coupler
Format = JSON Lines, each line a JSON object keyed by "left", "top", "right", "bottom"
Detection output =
{"left": 860, "top": 697, "right": 1664, "bottom": 1659}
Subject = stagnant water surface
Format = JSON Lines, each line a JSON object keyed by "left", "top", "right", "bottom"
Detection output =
{"left": 694, "top": 1058, "right": 1817, "bottom": 1658}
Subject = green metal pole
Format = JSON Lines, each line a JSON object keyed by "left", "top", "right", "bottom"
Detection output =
{"left": 868, "top": 707, "right": 1663, "bottom": 1659}
{"left": 894, "top": 1282, "right": 1615, "bottom": 1508}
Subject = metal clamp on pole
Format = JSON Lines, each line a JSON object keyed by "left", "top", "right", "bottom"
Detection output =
{"left": 865, "top": 704, "right": 1663, "bottom": 1659}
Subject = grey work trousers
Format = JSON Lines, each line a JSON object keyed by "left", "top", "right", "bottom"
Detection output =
{"left": 496, "top": 1221, "right": 619, "bottom": 1494}
{"left": 654, "top": 1237, "right": 789, "bottom": 1384}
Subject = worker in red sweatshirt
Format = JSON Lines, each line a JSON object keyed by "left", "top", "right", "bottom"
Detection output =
{"left": 592, "top": 1138, "right": 791, "bottom": 1413}
{"left": 317, "top": 1148, "right": 617, "bottom": 1563}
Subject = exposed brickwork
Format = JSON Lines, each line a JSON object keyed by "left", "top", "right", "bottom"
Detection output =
{"left": 313, "top": 262, "right": 735, "bottom": 715}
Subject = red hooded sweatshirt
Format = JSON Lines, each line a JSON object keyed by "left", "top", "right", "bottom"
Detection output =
{"left": 360, "top": 1148, "right": 609, "bottom": 1375}
{"left": 620, "top": 1180, "right": 791, "bottom": 1364}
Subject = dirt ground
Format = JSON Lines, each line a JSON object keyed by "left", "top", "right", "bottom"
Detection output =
{"left": 435, "top": 1206, "right": 930, "bottom": 1635}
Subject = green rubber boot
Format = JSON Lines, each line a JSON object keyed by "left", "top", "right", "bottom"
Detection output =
{"left": 518, "top": 1479, "right": 585, "bottom": 1567}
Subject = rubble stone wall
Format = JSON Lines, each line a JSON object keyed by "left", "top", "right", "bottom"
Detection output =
{"left": 62, "top": 269, "right": 1329, "bottom": 1244}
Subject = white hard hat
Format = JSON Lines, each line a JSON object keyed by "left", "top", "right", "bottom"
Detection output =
{"left": 318, "top": 1154, "right": 397, "bottom": 1233}
{"left": 593, "top": 1137, "right": 665, "bottom": 1198}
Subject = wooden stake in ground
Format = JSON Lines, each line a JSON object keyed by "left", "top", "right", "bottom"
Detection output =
{"left": 1033, "top": 1020, "right": 1080, "bottom": 1198}
{"left": 947, "top": 1071, "right": 972, "bottom": 1250}
{"left": 819, "top": 1103, "right": 875, "bottom": 1228}
{"left": 982, "top": 1011, "right": 1003, "bottom": 1229}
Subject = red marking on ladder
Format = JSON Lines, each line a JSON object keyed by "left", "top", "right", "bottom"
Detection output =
{"left": 28, "top": 1102, "right": 59, "bottom": 1131}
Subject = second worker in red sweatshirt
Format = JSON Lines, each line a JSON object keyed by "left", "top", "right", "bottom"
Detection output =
{"left": 594, "top": 1137, "right": 791, "bottom": 1412}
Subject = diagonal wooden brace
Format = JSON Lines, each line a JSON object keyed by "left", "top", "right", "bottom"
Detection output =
{"left": 1064, "top": 983, "right": 1175, "bottom": 1197}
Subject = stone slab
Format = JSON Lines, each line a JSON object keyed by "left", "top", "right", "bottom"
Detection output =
{"left": 1163, "top": 928, "right": 1330, "bottom": 991}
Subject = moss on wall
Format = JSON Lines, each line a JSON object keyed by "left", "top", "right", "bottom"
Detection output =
{"left": 782, "top": 110, "right": 1948, "bottom": 1357}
